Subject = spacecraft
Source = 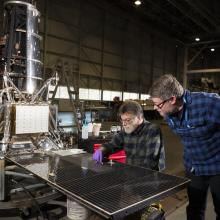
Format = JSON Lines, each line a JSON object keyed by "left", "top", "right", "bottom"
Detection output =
{"left": 0, "top": 0, "right": 63, "bottom": 213}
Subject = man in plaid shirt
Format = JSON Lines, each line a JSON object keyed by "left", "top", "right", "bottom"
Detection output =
{"left": 149, "top": 74, "right": 220, "bottom": 220}
{"left": 92, "top": 100, "right": 165, "bottom": 220}
{"left": 93, "top": 100, "right": 165, "bottom": 171}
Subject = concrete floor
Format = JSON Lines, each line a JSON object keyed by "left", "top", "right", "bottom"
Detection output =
{"left": 160, "top": 123, "right": 184, "bottom": 175}
{"left": 165, "top": 189, "right": 215, "bottom": 220}
{"left": 0, "top": 122, "right": 216, "bottom": 220}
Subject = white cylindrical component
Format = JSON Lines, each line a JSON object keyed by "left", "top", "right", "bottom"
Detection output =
{"left": 81, "top": 124, "right": 88, "bottom": 139}
{"left": 67, "top": 198, "right": 89, "bottom": 220}
{"left": 88, "top": 122, "right": 93, "bottom": 133}
{"left": 93, "top": 123, "right": 101, "bottom": 137}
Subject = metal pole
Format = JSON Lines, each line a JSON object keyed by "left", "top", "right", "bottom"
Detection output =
{"left": 0, "top": 158, "right": 5, "bottom": 201}
{"left": 183, "top": 46, "right": 188, "bottom": 88}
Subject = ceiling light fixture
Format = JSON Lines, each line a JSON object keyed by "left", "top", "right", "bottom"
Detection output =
{"left": 210, "top": 48, "right": 215, "bottom": 52}
{"left": 195, "top": 37, "right": 200, "bottom": 42}
{"left": 134, "top": 0, "right": 142, "bottom": 6}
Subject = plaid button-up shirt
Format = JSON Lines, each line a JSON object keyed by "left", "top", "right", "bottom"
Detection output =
{"left": 103, "top": 120, "right": 165, "bottom": 171}
{"left": 166, "top": 90, "right": 220, "bottom": 176}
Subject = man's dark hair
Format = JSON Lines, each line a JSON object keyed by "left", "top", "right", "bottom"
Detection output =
{"left": 119, "top": 100, "right": 143, "bottom": 117}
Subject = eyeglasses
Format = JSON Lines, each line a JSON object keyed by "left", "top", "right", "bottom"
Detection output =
{"left": 120, "top": 117, "right": 135, "bottom": 125}
{"left": 153, "top": 98, "right": 172, "bottom": 109}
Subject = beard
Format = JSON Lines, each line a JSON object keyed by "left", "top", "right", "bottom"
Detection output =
{"left": 158, "top": 105, "right": 181, "bottom": 118}
{"left": 123, "top": 124, "right": 138, "bottom": 134}
{"left": 168, "top": 106, "right": 182, "bottom": 117}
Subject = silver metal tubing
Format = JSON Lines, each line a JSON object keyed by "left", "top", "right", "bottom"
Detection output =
{"left": 0, "top": 159, "right": 5, "bottom": 200}
{"left": 5, "top": 171, "right": 35, "bottom": 179}
{"left": 47, "top": 200, "right": 67, "bottom": 207}
{"left": 10, "top": 183, "right": 46, "bottom": 194}
{"left": 5, "top": 165, "right": 18, "bottom": 170}
{"left": 4, "top": 1, "right": 38, "bottom": 10}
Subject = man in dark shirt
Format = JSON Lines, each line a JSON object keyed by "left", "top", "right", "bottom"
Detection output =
{"left": 149, "top": 74, "right": 220, "bottom": 220}
{"left": 92, "top": 100, "right": 165, "bottom": 220}
{"left": 93, "top": 100, "right": 165, "bottom": 171}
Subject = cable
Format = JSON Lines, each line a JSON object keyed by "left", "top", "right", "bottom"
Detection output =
{"left": 11, "top": 179, "right": 45, "bottom": 220}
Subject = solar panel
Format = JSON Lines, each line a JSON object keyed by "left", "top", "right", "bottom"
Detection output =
{"left": 6, "top": 152, "right": 190, "bottom": 219}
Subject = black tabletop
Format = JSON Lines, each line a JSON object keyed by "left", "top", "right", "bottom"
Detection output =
{"left": 6, "top": 152, "right": 190, "bottom": 219}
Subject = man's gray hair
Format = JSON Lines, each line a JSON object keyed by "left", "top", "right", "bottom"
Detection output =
{"left": 119, "top": 100, "right": 143, "bottom": 117}
{"left": 149, "top": 74, "right": 184, "bottom": 100}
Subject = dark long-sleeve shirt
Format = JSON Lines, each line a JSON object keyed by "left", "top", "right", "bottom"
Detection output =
{"left": 102, "top": 120, "right": 165, "bottom": 171}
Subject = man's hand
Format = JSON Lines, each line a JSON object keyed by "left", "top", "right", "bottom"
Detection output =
{"left": 92, "top": 149, "right": 103, "bottom": 164}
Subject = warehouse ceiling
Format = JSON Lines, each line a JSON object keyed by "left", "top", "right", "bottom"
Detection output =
{"left": 106, "top": 0, "right": 220, "bottom": 45}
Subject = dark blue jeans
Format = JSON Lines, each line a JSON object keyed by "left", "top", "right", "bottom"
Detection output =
{"left": 186, "top": 172, "right": 220, "bottom": 220}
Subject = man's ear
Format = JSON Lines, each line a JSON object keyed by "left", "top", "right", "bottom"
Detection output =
{"left": 137, "top": 114, "right": 144, "bottom": 121}
{"left": 170, "top": 96, "right": 177, "bottom": 105}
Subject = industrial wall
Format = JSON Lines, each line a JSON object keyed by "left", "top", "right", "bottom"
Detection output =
{"left": 0, "top": 0, "right": 185, "bottom": 94}
{"left": 38, "top": 0, "right": 186, "bottom": 94}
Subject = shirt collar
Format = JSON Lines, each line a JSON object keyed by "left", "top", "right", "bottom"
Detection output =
{"left": 183, "top": 90, "right": 192, "bottom": 104}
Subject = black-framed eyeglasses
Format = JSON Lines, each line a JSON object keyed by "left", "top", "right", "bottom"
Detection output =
{"left": 120, "top": 117, "right": 135, "bottom": 125}
{"left": 154, "top": 98, "right": 172, "bottom": 109}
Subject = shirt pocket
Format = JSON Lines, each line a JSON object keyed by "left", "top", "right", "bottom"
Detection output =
{"left": 178, "top": 119, "right": 213, "bottom": 140}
